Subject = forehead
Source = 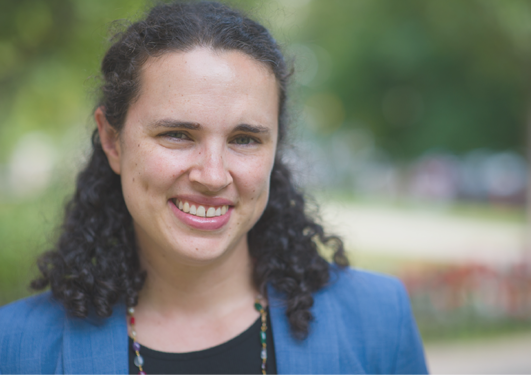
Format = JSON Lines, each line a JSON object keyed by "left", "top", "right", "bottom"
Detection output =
{"left": 125, "top": 47, "right": 279, "bottom": 130}
{"left": 142, "top": 47, "right": 276, "bottom": 88}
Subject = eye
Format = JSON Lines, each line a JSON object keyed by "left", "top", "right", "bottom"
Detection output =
{"left": 163, "top": 131, "right": 191, "bottom": 141}
{"left": 231, "top": 135, "right": 258, "bottom": 145}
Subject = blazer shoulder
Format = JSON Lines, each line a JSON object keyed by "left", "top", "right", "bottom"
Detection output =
{"left": 318, "top": 267, "right": 428, "bottom": 374}
{"left": 322, "top": 267, "right": 412, "bottom": 336}
{"left": 0, "top": 292, "right": 66, "bottom": 374}
{"left": 0, "top": 291, "right": 66, "bottom": 331}
{"left": 326, "top": 267, "right": 407, "bottom": 306}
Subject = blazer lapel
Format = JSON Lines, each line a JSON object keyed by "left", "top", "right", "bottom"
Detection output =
{"left": 268, "top": 285, "right": 340, "bottom": 374}
{"left": 62, "top": 304, "right": 128, "bottom": 374}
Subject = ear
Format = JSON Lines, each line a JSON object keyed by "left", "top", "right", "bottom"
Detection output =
{"left": 95, "top": 107, "right": 122, "bottom": 175}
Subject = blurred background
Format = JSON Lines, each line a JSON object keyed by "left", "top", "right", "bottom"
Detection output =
{"left": 1, "top": 0, "right": 530, "bottom": 372}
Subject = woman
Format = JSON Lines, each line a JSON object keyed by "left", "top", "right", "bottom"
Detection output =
{"left": 0, "top": 1, "right": 428, "bottom": 374}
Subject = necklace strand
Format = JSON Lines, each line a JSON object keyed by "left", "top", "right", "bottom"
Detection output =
{"left": 128, "top": 297, "right": 268, "bottom": 375}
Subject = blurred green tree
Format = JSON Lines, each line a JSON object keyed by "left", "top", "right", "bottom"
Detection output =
{"left": 0, "top": 0, "right": 148, "bottom": 162}
{"left": 298, "top": 0, "right": 531, "bottom": 159}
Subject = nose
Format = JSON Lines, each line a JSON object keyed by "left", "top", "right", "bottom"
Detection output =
{"left": 188, "top": 143, "right": 232, "bottom": 192}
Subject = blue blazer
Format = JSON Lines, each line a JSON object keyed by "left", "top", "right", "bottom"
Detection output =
{"left": 0, "top": 269, "right": 428, "bottom": 374}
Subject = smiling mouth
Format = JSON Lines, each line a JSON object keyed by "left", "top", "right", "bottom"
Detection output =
{"left": 173, "top": 199, "right": 229, "bottom": 218}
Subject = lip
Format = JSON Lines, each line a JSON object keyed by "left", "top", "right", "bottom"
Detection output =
{"left": 169, "top": 199, "right": 232, "bottom": 231}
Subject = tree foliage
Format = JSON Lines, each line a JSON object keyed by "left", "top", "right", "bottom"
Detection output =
{"left": 0, "top": 0, "right": 147, "bottom": 161}
{"left": 298, "top": 0, "right": 531, "bottom": 159}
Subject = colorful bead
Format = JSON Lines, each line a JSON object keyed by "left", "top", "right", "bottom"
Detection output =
{"left": 139, "top": 371, "right": 146, "bottom": 375}
{"left": 132, "top": 341, "right": 141, "bottom": 351}
{"left": 261, "top": 348, "right": 267, "bottom": 359}
{"left": 260, "top": 331, "right": 266, "bottom": 343}
{"left": 261, "top": 362, "right": 266, "bottom": 370}
{"left": 128, "top": 307, "right": 135, "bottom": 315}
{"left": 254, "top": 302, "right": 263, "bottom": 312}
{"left": 134, "top": 354, "right": 144, "bottom": 367}
{"left": 130, "top": 316, "right": 135, "bottom": 325}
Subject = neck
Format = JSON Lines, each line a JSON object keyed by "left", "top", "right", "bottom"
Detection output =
{"left": 136, "top": 237, "right": 257, "bottom": 318}
{"left": 130, "top": 230, "right": 264, "bottom": 352}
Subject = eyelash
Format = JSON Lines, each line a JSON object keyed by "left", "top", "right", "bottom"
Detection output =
{"left": 230, "top": 135, "right": 260, "bottom": 145}
{"left": 163, "top": 131, "right": 191, "bottom": 141}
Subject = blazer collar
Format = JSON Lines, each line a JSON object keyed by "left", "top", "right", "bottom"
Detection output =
{"left": 268, "top": 284, "right": 340, "bottom": 374}
{"left": 62, "top": 304, "right": 128, "bottom": 374}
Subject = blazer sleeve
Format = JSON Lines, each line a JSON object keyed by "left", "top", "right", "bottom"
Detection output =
{"left": 392, "top": 282, "right": 429, "bottom": 374}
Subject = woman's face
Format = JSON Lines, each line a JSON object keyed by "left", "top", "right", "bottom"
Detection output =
{"left": 100, "top": 48, "right": 279, "bottom": 266}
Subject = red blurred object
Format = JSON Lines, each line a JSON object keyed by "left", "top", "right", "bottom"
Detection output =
{"left": 399, "top": 263, "right": 531, "bottom": 319}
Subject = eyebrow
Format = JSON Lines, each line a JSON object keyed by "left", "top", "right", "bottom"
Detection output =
{"left": 150, "top": 119, "right": 270, "bottom": 134}
{"left": 234, "top": 124, "right": 270, "bottom": 134}
{"left": 149, "top": 119, "right": 201, "bottom": 130}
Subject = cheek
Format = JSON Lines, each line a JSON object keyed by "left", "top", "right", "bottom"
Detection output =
{"left": 120, "top": 146, "right": 184, "bottom": 208}
{"left": 248, "top": 169, "right": 272, "bottom": 230}
{"left": 234, "top": 155, "right": 274, "bottom": 206}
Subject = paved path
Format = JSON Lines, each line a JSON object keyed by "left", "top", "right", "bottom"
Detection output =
{"left": 320, "top": 202, "right": 528, "bottom": 266}
{"left": 425, "top": 332, "right": 531, "bottom": 373}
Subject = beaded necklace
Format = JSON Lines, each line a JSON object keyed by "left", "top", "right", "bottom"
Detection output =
{"left": 128, "top": 297, "right": 269, "bottom": 375}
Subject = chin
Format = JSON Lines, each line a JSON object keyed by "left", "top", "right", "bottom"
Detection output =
{"left": 167, "top": 234, "right": 249, "bottom": 266}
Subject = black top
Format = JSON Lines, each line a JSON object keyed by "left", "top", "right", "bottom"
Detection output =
{"left": 128, "top": 309, "right": 277, "bottom": 374}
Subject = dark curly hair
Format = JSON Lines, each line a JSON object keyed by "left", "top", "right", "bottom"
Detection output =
{"left": 31, "top": 0, "right": 348, "bottom": 339}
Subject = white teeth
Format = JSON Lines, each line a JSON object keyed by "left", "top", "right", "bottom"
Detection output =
{"left": 177, "top": 200, "right": 229, "bottom": 217}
